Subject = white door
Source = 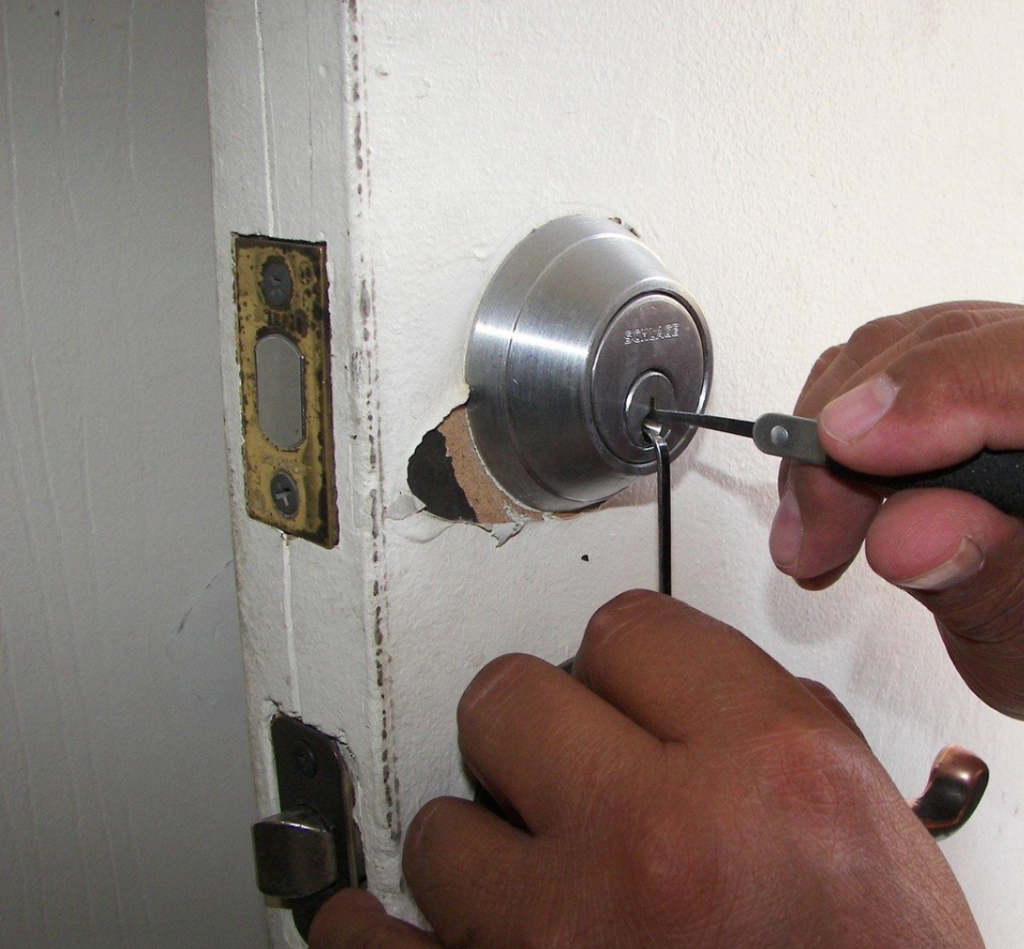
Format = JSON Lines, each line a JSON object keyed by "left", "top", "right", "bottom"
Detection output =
{"left": 206, "top": 3, "right": 1024, "bottom": 946}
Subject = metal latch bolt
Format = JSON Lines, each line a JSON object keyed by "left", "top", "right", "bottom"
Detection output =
{"left": 251, "top": 715, "right": 365, "bottom": 941}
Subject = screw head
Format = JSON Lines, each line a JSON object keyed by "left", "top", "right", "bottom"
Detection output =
{"left": 261, "top": 257, "right": 294, "bottom": 309}
{"left": 292, "top": 740, "right": 318, "bottom": 779}
{"left": 270, "top": 471, "right": 299, "bottom": 517}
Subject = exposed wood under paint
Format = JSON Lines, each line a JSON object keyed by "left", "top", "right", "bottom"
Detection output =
{"left": 407, "top": 406, "right": 541, "bottom": 526}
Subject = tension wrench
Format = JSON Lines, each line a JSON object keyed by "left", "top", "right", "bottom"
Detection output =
{"left": 643, "top": 419, "right": 673, "bottom": 596}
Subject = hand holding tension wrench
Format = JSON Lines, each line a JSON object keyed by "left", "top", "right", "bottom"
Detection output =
{"left": 643, "top": 408, "right": 1024, "bottom": 597}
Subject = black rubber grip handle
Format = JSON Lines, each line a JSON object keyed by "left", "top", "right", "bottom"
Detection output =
{"left": 828, "top": 449, "right": 1024, "bottom": 518}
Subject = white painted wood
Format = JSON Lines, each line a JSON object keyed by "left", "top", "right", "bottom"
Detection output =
{"left": 0, "top": 2, "right": 265, "bottom": 947}
{"left": 208, "top": 3, "right": 1024, "bottom": 946}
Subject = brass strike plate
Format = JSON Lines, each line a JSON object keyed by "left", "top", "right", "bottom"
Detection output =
{"left": 233, "top": 235, "right": 338, "bottom": 548}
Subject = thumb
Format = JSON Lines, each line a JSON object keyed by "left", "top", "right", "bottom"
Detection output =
{"left": 863, "top": 488, "right": 1024, "bottom": 718}
{"left": 817, "top": 316, "right": 1024, "bottom": 474}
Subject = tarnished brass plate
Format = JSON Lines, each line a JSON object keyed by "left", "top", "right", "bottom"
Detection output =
{"left": 233, "top": 235, "right": 338, "bottom": 547}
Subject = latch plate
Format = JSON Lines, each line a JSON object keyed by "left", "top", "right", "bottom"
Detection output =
{"left": 252, "top": 715, "right": 365, "bottom": 941}
{"left": 233, "top": 235, "right": 339, "bottom": 547}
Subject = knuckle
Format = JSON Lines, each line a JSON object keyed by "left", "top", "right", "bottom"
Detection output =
{"left": 939, "top": 552, "right": 1024, "bottom": 648}
{"left": 944, "top": 629, "right": 1024, "bottom": 718}
{"left": 797, "top": 680, "right": 865, "bottom": 740}
{"left": 582, "top": 596, "right": 721, "bottom": 673}
{"left": 816, "top": 343, "right": 844, "bottom": 366}
{"left": 307, "top": 890, "right": 387, "bottom": 949}
{"left": 843, "top": 314, "right": 905, "bottom": 363}
{"left": 360, "top": 930, "right": 404, "bottom": 949}
{"left": 809, "top": 315, "right": 909, "bottom": 394}
{"left": 592, "top": 589, "right": 661, "bottom": 622}
{"left": 750, "top": 723, "right": 880, "bottom": 830}
{"left": 921, "top": 335, "right": 1010, "bottom": 408}
{"left": 895, "top": 316, "right": 1024, "bottom": 414}
{"left": 622, "top": 803, "right": 704, "bottom": 910}
{"left": 914, "top": 305, "right": 991, "bottom": 341}
{"left": 457, "top": 652, "right": 535, "bottom": 723}
{"left": 583, "top": 589, "right": 664, "bottom": 651}
{"left": 404, "top": 796, "right": 447, "bottom": 857}
{"left": 806, "top": 344, "right": 843, "bottom": 381}
{"left": 616, "top": 748, "right": 809, "bottom": 929}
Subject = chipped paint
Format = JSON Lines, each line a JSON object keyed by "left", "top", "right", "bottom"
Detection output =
{"left": 346, "top": 2, "right": 402, "bottom": 848}
{"left": 407, "top": 405, "right": 541, "bottom": 526}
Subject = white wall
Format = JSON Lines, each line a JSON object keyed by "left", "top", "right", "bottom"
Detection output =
{"left": 207, "top": 2, "right": 1024, "bottom": 947}
{"left": 0, "top": 3, "right": 265, "bottom": 947}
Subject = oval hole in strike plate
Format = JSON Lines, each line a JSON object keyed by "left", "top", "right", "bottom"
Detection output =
{"left": 255, "top": 333, "right": 305, "bottom": 450}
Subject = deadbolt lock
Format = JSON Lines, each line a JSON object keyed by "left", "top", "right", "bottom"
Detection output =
{"left": 465, "top": 216, "right": 712, "bottom": 512}
{"left": 233, "top": 235, "right": 339, "bottom": 547}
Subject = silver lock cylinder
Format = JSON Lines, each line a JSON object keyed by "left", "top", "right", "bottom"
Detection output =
{"left": 466, "top": 215, "right": 712, "bottom": 512}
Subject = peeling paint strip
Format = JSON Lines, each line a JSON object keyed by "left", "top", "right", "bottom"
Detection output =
{"left": 282, "top": 538, "right": 301, "bottom": 712}
{"left": 253, "top": 0, "right": 276, "bottom": 232}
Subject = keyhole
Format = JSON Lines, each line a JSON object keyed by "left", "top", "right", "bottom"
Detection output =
{"left": 623, "top": 371, "right": 674, "bottom": 449}
{"left": 643, "top": 396, "right": 665, "bottom": 442}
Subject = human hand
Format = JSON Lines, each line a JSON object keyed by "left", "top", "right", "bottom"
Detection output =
{"left": 310, "top": 591, "right": 981, "bottom": 949}
{"left": 769, "top": 302, "right": 1024, "bottom": 716}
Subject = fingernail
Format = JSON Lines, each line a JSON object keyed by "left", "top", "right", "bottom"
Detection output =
{"left": 770, "top": 488, "right": 803, "bottom": 568}
{"left": 819, "top": 374, "right": 899, "bottom": 444}
{"left": 898, "top": 537, "right": 985, "bottom": 592}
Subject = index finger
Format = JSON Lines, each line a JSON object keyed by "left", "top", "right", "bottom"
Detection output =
{"left": 778, "top": 305, "right": 961, "bottom": 493}
{"left": 795, "top": 302, "right": 1015, "bottom": 421}
{"left": 573, "top": 591, "right": 849, "bottom": 748}
{"left": 457, "top": 652, "right": 659, "bottom": 833}
{"left": 778, "top": 303, "right": 1015, "bottom": 491}
{"left": 774, "top": 304, "right": 1022, "bottom": 585}
{"left": 819, "top": 314, "right": 1024, "bottom": 473}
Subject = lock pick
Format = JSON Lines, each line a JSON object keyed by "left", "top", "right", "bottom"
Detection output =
{"left": 649, "top": 409, "right": 829, "bottom": 465}
{"left": 648, "top": 406, "right": 1024, "bottom": 514}
{"left": 642, "top": 406, "right": 1024, "bottom": 598}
